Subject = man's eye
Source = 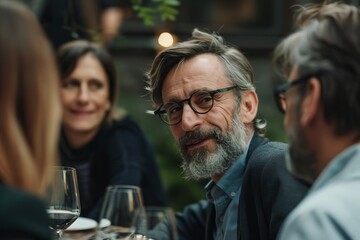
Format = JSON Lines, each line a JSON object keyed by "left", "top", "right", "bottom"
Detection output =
{"left": 167, "top": 105, "right": 182, "bottom": 114}
{"left": 194, "top": 93, "right": 213, "bottom": 107}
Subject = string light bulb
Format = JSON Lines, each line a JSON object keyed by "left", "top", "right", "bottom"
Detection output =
{"left": 158, "top": 32, "right": 174, "bottom": 48}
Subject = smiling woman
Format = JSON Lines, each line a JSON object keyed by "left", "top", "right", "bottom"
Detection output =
{"left": 60, "top": 52, "right": 111, "bottom": 148}
{"left": 57, "top": 40, "right": 168, "bottom": 220}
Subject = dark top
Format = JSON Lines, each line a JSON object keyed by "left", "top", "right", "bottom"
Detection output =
{"left": 0, "top": 183, "right": 52, "bottom": 240}
{"left": 174, "top": 134, "right": 310, "bottom": 240}
{"left": 60, "top": 116, "right": 168, "bottom": 220}
{"left": 39, "top": 0, "right": 130, "bottom": 50}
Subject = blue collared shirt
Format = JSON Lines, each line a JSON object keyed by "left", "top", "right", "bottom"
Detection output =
{"left": 205, "top": 141, "right": 250, "bottom": 240}
{"left": 278, "top": 143, "right": 360, "bottom": 239}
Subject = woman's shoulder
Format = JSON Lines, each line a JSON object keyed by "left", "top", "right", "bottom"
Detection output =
{"left": 109, "top": 116, "right": 146, "bottom": 137}
{"left": 0, "top": 183, "right": 43, "bottom": 207}
{"left": 112, "top": 115, "right": 140, "bottom": 129}
{"left": 104, "top": 116, "right": 153, "bottom": 151}
{"left": 0, "top": 184, "right": 51, "bottom": 239}
{"left": 0, "top": 184, "right": 49, "bottom": 216}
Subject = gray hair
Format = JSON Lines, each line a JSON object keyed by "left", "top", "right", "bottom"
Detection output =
{"left": 147, "top": 28, "right": 266, "bottom": 135}
{"left": 273, "top": 2, "right": 360, "bottom": 136}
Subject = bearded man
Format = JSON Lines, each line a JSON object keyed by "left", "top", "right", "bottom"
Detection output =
{"left": 147, "top": 28, "right": 308, "bottom": 240}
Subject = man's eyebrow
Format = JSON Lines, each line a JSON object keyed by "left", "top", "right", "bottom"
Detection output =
{"left": 164, "top": 88, "right": 211, "bottom": 104}
{"left": 163, "top": 96, "right": 182, "bottom": 104}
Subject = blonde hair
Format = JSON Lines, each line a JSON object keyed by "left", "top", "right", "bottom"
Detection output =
{"left": 0, "top": 1, "right": 61, "bottom": 196}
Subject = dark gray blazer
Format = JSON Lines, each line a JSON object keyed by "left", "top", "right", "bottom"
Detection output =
{"left": 175, "top": 134, "right": 309, "bottom": 240}
{"left": 237, "top": 134, "right": 310, "bottom": 240}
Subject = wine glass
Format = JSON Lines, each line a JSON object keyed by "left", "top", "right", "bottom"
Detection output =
{"left": 95, "top": 185, "right": 144, "bottom": 240}
{"left": 134, "top": 207, "right": 179, "bottom": 240}
{"left": 46, "top": 166, "right": 81, "bottom": 240}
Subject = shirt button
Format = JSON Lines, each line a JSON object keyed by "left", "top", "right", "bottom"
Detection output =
{"left": 231, "top": 192, "right": 236, "bottom": 197}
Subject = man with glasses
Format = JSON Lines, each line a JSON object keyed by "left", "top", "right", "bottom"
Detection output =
{"left": 273, "top": 3, "right": 360, "bottom": 239}
{"left": 146, "top": 28, "right": 308, "bottom": 240}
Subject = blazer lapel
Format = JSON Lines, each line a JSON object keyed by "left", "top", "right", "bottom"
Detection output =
{"left": 245, "top": 134, "right": 267, "bottom": 165}
{"left": 205, "top": 202, "right": 216, "bottom": 240}
{"left": 237, "top": 134, "right": 267, "bottom": 239}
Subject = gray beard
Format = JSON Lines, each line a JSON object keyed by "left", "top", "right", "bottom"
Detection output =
{"left": 286, "top": 106, "right": 317, "bottom": 183}
{"left": 178, "top": 114, "right": 249, "bottom": 180}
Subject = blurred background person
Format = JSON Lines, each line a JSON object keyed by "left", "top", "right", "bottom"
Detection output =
{"left": 57, "top": 40, "right": 168, "bottom": 220}
{"left": 0, "top": 0, "right": 61, "bottom": 239}
{"left": 39, "top": 0, "right": 130, "bottom": 50}
{"left": 273, "top": 2, "right": 360, "bottom": 239}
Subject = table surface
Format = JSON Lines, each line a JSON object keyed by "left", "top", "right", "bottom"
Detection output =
{"left": 62, "top": 229, "right": 96, "bottom": 240}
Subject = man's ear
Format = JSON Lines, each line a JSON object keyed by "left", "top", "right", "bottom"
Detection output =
{"left": 240, "top": 90, "right": 258, "bottom": 124}
{"left": 301, "top": 77, "right": 321, "bottom": 126}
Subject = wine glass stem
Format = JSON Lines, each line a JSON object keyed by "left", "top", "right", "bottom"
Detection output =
{"left": 55, "top": 230, "right": 62, "bottom": 240}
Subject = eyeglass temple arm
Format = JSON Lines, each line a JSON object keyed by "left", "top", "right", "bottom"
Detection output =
{"left": 146, "top": 110, "right": 156, "bottom": 115}
{"left": 146, "top": 109, "right": 167, "bottom": 115}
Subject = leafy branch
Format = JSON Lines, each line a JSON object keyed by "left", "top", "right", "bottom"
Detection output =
{"left": 131, "top": 0, "right": 180, "bottom": 26}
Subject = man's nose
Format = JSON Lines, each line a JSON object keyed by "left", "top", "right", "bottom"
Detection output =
{"left": 180, "top": 104, "right": 202, "bottom": 131}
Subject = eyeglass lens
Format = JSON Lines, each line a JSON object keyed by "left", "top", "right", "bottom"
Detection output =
{"left": 160, "top": 91, "right": 214, "bottom": 124}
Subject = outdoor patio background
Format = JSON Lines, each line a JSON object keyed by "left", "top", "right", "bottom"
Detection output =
{"left": 24, "top": 0, "right": 359, "bottom": 211}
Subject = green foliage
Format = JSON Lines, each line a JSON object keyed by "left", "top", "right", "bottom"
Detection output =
{"left": 131, "top": 0, "right": 180, "bottom": 26}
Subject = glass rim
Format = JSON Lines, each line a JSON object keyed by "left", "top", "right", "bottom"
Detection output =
{"left": 52, "top": 166, "right": 76, "bottom": 171}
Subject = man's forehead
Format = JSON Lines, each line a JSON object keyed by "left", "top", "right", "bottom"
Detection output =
{"left": 161, "top": 79, "right": 225, "bottom": 103}
{"left": 161, "top": 55, "right": 228, "bottom": 101}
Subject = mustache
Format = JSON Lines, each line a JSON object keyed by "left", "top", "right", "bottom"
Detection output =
{"left": 179, "top": 128, "right": 222, "bottom": 149}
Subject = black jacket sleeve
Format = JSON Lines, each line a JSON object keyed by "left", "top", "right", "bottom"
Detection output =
{"left": 175, "top": 200, "right": 208, "bottom": 240}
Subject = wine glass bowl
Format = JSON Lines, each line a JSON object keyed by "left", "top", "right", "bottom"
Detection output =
{"left": 47, "top": 209, "right": 79, "bottom": 232}
{"left": 134, "top": 207, "right": 178, "bottom": 240}
{"left": 96, "top": 185, "right": 144, "bottom": 240}
{"left": 46, "top": 166, "right": 81, "bottom": 239}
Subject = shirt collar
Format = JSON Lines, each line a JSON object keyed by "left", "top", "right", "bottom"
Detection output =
{"left": 310, "top": 143, "right": 360, "bottom": 193}
{"left": 205, "top": 133, "right": 253, "bottom": 198}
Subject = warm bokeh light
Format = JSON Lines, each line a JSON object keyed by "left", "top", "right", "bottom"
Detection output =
{"left": 158, "top": 32, "right": 174, "bottom": 48}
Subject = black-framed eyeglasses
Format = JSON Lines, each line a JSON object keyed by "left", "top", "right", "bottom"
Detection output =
{"left": 154, "top": 86, "right": 241, "bottom": 125}
{"left": 273, "top": 74, "right": 316, "bottom": 113}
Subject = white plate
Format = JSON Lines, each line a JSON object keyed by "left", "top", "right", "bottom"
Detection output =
{"left": 66, "top": 217, "right": 111, "bottom": 231}
{"left": 66, "top": 217, "right": 97, "bottom": 231}
{"left": 98, "top": 218, "right": 111, "bottom": 229}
